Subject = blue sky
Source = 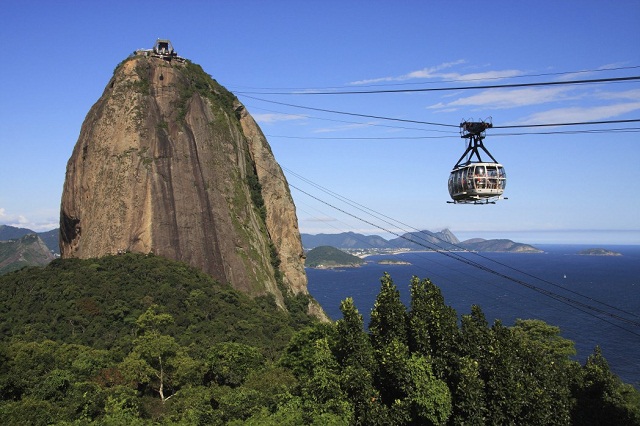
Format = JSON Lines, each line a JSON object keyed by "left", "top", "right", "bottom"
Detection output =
{"left": 1, "top": 1, "right": 639, "bottom": 244}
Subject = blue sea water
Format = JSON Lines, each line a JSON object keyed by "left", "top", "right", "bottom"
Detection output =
{"left": 307, "top": 244, "right": 640, "bottom": 387}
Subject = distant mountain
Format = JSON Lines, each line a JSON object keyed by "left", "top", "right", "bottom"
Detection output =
{"left": 388, "top": 229, "right": 460, "bottom": 250}
{"left": 305, "top": 246, "right": 365, "bottom": 268}
{"left": 0, "top": 225, "right": 59, "bottom": 255}
{"left": 301, "top": 229, "right": 541, "bottom": 253}
{"left": 459, "top": 238, "right": 542, "bottom": 253}
{"left": 36, "top": 229, "right": 60, "bottom": 254}
{"left": 0, "top": 234, "right": 56, "bottom": 274}
{"left": 0, "top": 225, "right": 34, "bottom": 240}
{"left": 302, "top": 232, "right": 391, "bottom": 249}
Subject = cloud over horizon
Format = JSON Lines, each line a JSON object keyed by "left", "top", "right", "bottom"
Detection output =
{"left": 350, "top": 61, "right": 524, "bottom": 85}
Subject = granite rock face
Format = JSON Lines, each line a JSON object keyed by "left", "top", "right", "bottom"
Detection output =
{"left": 60, "top": 54, "right": 319, "bottom": 315}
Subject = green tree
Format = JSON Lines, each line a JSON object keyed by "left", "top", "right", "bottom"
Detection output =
{"left": 573, "top": 346, "right": 640, "bottom": 425}
{"left": 368, "top": 273, "right": 411, "bottom": 412}
{"left": 299, "top": 338, "right": 353, "bottom": 423}
{"left": 369, "top": 273, "right": 408, "bottom": 350}
{"left": 119, "top": 306, "right": 201, "bottom": 402}
{"left": 243, "top": 365, "right": 298, "bottom": 413}
{"left": 206, "top": 342, "right": 265, "bottom": 387}
{"left": 334, "top": 297, "right": 385, "bottom": 425}
{"left": 459, "top": 305, "right": 492, "bottom": 364}
{"left": 483, "top": 320, "right": 574, "bottom": 425}
{"left": 159, "top": 385, "right": 219, "bottom": 425}
{"left": 100, "top": 385, "right": 148, "bottom": 425}
{"left": 448, "top": 355, "right": 486, "bottom": 425}
{"left": 407, "top": 276, "right": 459, "bottom": 379}
{"left": 403, "top": 354, "right": 451, "bottom": 425}
{"left": 0, "top": 396, "right": 63, "bottom": 426}
{"left": 279, "top": 323, "right": 335, "bottom": 379}
{"left": 456, "top": 306, "right": 493, "bottom": 425}
{"left": 512, "top": 319, "right": 576, "bottom": 359}
{"left": 511, "top": 319, "right": 576, "bottom": 424}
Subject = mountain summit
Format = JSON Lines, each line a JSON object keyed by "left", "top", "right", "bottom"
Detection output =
{"left": 60, "top": 47, "right": 315, "bottom": 313}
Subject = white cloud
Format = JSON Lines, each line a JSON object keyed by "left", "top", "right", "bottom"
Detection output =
{"left": 399, "top": 60, "right": 467, "bottom": 80}
{"left": 557, "top": 62, "right": 630, "bottom": 81}
{"left": 252, "top": 113, "right": 306, "bottom": 124}
{"left": 428, "top": 87, "right": 571, "bottom": 110}
{"left": 350, "top": 61, "right": 525, "bottom": 85}
{"left": 350, "top": 60, "right": 466, "bottom": 85}
{"left": 597, "top": 88, "right": 640, "bottom": 101}
{"left": 433, "top": 69, "right": 524, "bottom": 82}
{"left": 0, "top": 207, "right": 58, "bottom": 232}
{"left": 313, "top": 121, "right": 378, "bottom": 133}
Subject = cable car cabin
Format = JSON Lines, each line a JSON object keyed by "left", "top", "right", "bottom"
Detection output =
{"left": 448, "top": 163, "right": 506, "bottom": 204}
{"left": 448, "top": 120, "right": 507, "bottom": 204}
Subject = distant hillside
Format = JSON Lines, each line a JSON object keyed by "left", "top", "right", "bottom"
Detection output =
{"left": 578, "top": 248, "right": 622, "bottom": 256}
{"left": 0, "top": 224, "right": 34, "bottom": 240}
{"left": 460, "top": 238, "right": 542, "bottom": 253}
{"left": 0, "top": 224, "right": 60, "bottom": 254}
{"left": 301, "top": 229, "right": 540, "bottom": 253}
{"left": 0, "top": 234, "right": 56, "bottom": 274}
{"left": 305, "top": 246, "right": 365, "bottom": 268}
{"left": 37, "top": 228, "right": 60, "bottom": 254}
{"left": 302, "top": 232, "right": 390, "bottom": 249}
{"left": 388, "top": 229, "right": 460, "bottom": 250}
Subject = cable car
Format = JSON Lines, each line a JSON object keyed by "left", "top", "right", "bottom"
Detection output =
{"left": 448, "top": 120, "right": 506, "bottom": 204}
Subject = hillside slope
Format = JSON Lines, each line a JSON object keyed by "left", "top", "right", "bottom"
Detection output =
{"left": 0, "top": 234, "right": 55, "bottom": 274}
{"left": 0, "top": 253, "right": 313, "bottom": 350}
{"left": 305, "top": 246, "right": 365, "bottom": 268}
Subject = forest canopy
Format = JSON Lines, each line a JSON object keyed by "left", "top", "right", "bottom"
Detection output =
{"left": 0, "top": 255, "right": 638, "bottom": 425}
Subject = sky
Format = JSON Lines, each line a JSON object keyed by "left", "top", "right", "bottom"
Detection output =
{"left": 1, "top": 1, "right": 639, "bottom": 245}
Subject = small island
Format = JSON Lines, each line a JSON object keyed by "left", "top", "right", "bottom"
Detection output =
{"left": 305, "top": 246, "right": 365, "bottom": 269}
{"left": 377, "top": 259, "right": 411, "bottom": 265}
{"left": 577, "top": 248, "right": 622, "bottom": 256}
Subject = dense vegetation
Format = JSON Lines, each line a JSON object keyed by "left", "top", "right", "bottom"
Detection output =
{"left": 0, "top": 256, "right": 638, "bottom": 425}
{"left": 305, "top": 246, "right": 365, "bottom": 268}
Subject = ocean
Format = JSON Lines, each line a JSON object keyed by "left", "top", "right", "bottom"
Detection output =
{"left": 306, "top": 244, "right": 640, "bottom": 387}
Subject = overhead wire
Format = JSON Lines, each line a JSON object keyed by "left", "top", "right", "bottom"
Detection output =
{"left": 241, "top": 95, "right": 640, "bottom": 131}
{"left": 283, "top": 166, "right": 640, "bottom": 323}
{"left": 244, "top": 101, "right": 640, "bottom": 139}
{"left": 242, "top": 103, "right": 457, "bottom": 134}
{"left": 240, "top": 95, "right": 458, "bottom": 128}
{"left": 235, "top": 76, "right": 640, "bottom": 95}
{"left": 256, "top": 147, "right": 640, "bottom": 336}
{"left": 236, "top": 65, "right": 640, "bottom": 336}
{"left": 296, "top": 200, "right": 555, "bottom": 318}
{"left": 226, "top": 100, "right": 640, "bottom": 337}
{"left": 225, "top": 64, "right": 640, "bottom": 91}
{"left": 284, "top": 173, "right": 640, "bottom": 337}
{"left": 235, "top": 69, "right": 640, "bottom": 334}
{"left": 267, "top": 127, "right": 640, "bottom": 140}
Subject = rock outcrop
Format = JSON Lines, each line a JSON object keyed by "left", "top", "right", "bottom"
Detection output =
{"left": 60, "top": 53, "right": 321, "bottom": 316}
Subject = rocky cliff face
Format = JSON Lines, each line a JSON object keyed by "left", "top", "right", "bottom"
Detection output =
{"left": 60, "top": 54, "right": 321, "bottom": 315}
